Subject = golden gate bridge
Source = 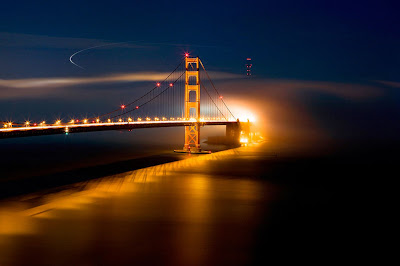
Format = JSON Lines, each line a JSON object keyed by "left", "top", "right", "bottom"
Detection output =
{"left": 0, "top": 55, "right": 248, "bottom": 153}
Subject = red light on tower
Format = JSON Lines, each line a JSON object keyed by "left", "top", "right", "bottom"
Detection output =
{"left": 185, "top": 53, "right": 189, "bottom": 57}
{"left": 246, "top": 58, "right": 252, "bottom": 76}
{"left": 169, "top": 83, "right": 173, "bottom": 87}
{"left": 136, "top": 106, "right": 139, "bottom": 109}
{"left": 121, "top": 105, "right": 125, "bottom": 109}
{"left": 156, "top": 82, "right": 161, "bottom": 87}
{"left": 219, "top": 96, "right": 223, "bottom": 99}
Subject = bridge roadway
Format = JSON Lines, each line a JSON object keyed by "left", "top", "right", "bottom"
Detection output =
{"left": 0, "top": 120, "right": 238, "bottom": 139}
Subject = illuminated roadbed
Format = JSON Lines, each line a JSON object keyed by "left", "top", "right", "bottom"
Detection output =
{"left": 0, "top": 120, "right": 239, "bottom": 139}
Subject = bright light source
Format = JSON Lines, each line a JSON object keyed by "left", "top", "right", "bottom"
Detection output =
{"left": 121, "top": 105, "right": 125, "bottom": 109}
{"left": 108, "top": 119, "right": 111, "bottom": 123}
{"left": 96, "top": 119, "right": 100, "bottom": 123}
{"left": 156, "top": 83, "right": 161, "bottom": 87}
{"left": 185, "top": 53, "right": 189, "bottom": 57}
{"left": 137, "top": 117, "right": 142, "bottom": 121}
{"left": 25, "top": 121, "right": 30, "bottom": 125}
{"left": 231, "top": 107, "right": 257, "bottom": 123}
{"left": 83, "top": 119, "right": 88, "bottom": 124}
{"left": 70, "top": 119, "right": 75, "bottom": 124}
{"left": 169, "top": 83, "right": 173, "bottom": 87}
{"left": 219, "top": 96, "right": 223, "bottom": 99}
{"left": 118, "top": 118, "right": 122, "bottom": 122}
{"left": 136, "top": 106, "right": 139, "bottom": 109}
{"left": 240, "top": 137, "right": 249, "bottom": 144}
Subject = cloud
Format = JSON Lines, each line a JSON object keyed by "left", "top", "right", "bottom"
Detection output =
{"left": 0, "top": 32, "right": 111, "bottom": 49}
{"left": 0, "top": 32, "right": 148, "bottom": 50}
{"left": 214, "top": 78, "right": 387, "bottom": 149}
{"left": 0, "top": 71, "right": 243, "bottom": 99}
{"left": 0, "top": 32, "right": 218, "bottom": 50}
{"left": 375, "top": 80, "right": 400, "bottom": 88}
{"left": 220, "top": 79, "right": 383, "bottom": 100}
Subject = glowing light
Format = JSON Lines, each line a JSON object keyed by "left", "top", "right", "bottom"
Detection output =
{"left": 162, "top": 117, "right": 167, "bottom": 121}
{"left": 76, "top": 119, "right": 79, "bottom": 123}
{"left": 219, "top": 96, "right": 223, "bottom": 99}
{"left": 3, "top": 124, "right": 7, "bottom": 128}
{"left": 83, "top": 119, "right": 88, "bottom": 124}
{"left": 156, "top": 83, "right": 161, "bottom": 87}
{"left": 240, "top": 137, "right": 249, "bottom": 144}
{"left": 155, "top": 117, "right": 159, "bottom": 121}
{"left": 234, "top": 109, "right": 257, "bottom": 122}
{"left": 55, "top": 120, "right": 61, "bottom": 125}
{"left": 25, "top": 121, "right": 30, "bottom": 126}
{"left": 96, "top": 119, "right": 100, "bottom": 123}
{"left": 136, "top": 106, "right": 139, "bottom": 109}
{"left": 33, "top": 123, "right": 37, "bottom": 126}
{"left": 169, "top": 83, "right": 173, "bottom": 87}
{"left": 118, "top": 118, "right": 122, "bottom": 122}
{"left": 121, "top": 105, "right": 125, "bottom": 109}
{"left": 146, "top": 117, "right": 151, "bottom": 121}
{"left": 108, "top": 119, "right": 111, "bottom": 123}
{"left": 137, "top": 117, "right": 142, "bottom": 121}
{"left": 70, "top": 119, "right": 75, "bottom": 124}
{"left": 128, "top": 117, "right": 132, "bottom": 122}
{"left": 185, "top": 53, "right": 189, "bottom": 57}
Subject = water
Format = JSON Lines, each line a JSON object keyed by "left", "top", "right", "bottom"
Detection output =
{"left": 0, "top": 140, "right": 393, "bottom": 265}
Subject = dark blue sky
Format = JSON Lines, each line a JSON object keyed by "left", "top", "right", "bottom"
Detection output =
{"left": 1, "top": 0, "right": 399, "bottom": 81}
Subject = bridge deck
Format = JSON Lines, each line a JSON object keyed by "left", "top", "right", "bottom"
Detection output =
{"left": 0, "top": 121, "right": 238, "bottom": 139}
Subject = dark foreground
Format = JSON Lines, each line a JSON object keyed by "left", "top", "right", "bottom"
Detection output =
{"left": 0, "top": 140, "right": 395, "bottom": 265}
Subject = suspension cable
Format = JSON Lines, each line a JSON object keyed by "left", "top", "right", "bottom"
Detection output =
{"left": 91, "top": 59, "right": 185, "bottom": 120}
{"left": 109, "top": 71, "right": 185, "bottom": 119}
{"left": 200, "top": 80, "right": 227, "bottom": 121}
{"left": 199, "top": 58, "right": 236, "bottom": 120}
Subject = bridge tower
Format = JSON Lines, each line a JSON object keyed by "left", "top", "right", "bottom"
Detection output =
{"left": 183, "top": 57, "right": 201, "bottom": 152}
{"left": 175, "top": 56, "right": 210, "bottom": 154}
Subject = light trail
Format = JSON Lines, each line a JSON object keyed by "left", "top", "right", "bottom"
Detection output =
{"left": 69, "top": 41, "right": 218, "bottom": 69}
{"left": 69, "top": 41, "right": 132, "bottom": 69}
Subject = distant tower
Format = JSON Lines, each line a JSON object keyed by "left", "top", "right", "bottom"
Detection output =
{"left": 246, "top": 58, "right": 252, "bottom": 76}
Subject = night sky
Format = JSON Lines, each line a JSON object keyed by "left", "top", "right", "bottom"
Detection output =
{"left": 0, "top": 0, "right": 399, "bottom": 150}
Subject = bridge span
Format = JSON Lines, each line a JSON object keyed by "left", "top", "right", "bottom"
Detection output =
{"left": 0, "top": 120, "right": 240, "bottom": 140}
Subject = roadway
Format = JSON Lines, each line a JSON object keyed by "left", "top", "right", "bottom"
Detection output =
{"left": 0, "top": 120, "right": 238, "bottom": 139}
